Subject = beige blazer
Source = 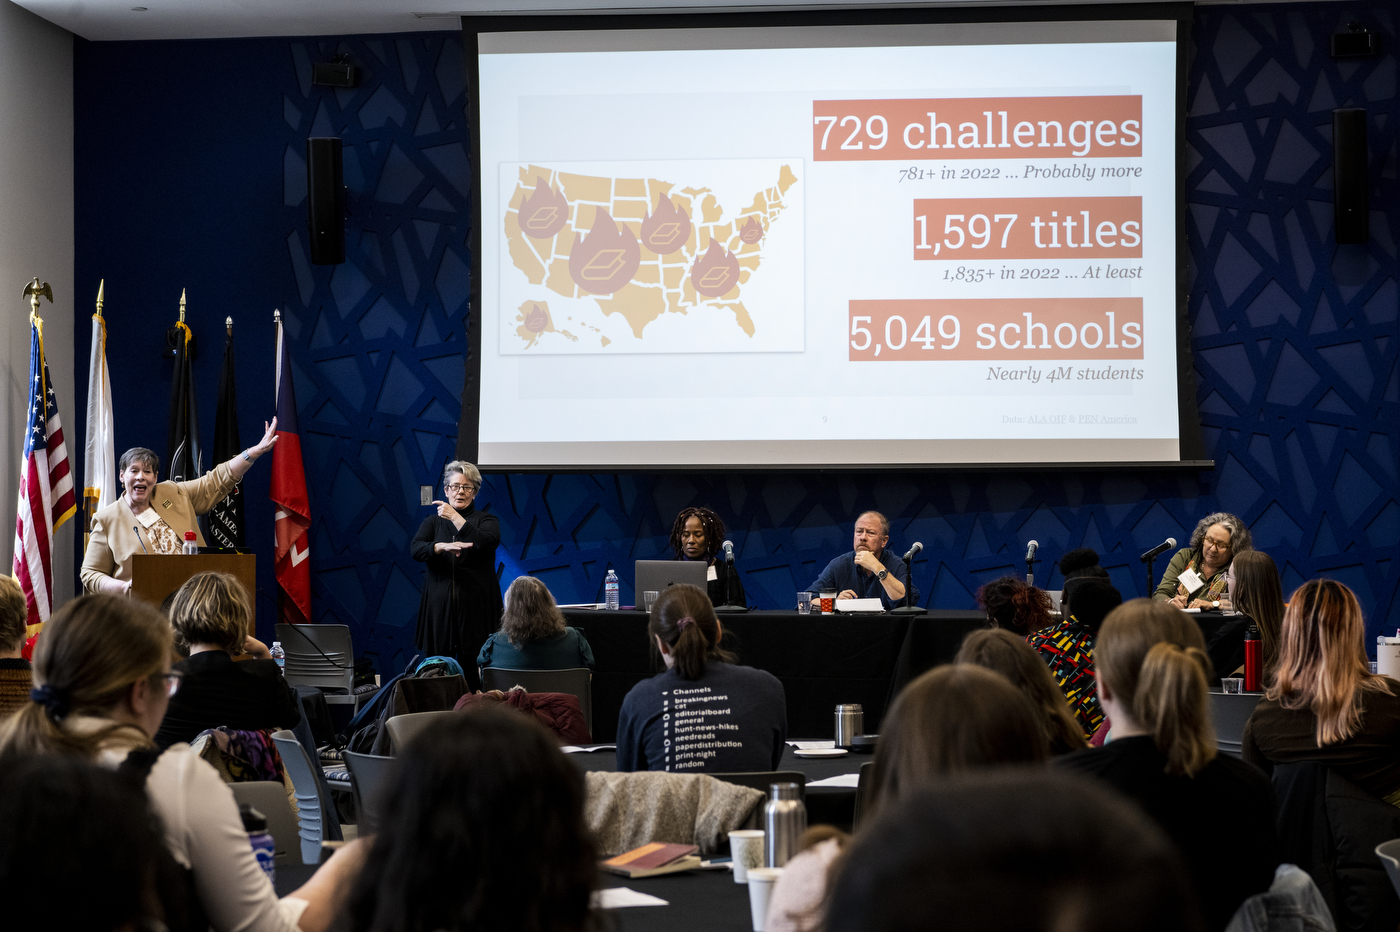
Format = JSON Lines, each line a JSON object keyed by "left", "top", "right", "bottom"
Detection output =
{"left": 80, "top": 463, "right": 237, "bottom": 593}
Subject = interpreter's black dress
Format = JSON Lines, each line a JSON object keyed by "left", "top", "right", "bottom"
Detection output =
{"left": 411, "top": 504, "right": 502, "bottom": 688}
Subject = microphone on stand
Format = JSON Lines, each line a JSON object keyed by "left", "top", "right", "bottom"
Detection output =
{"left": 1140, "top": 538, "right": 1177, "bottom": 563}
{"left": 1025, "top": 540, "right": 1038, "bottom": 586}
{"left": 892, "top": 542, "right": 925, "bottom": 614}
{"left": 714, "top": 539, "right": 747, "bottom": 614}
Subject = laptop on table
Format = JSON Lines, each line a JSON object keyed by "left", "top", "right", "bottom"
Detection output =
{"left": 634, "top": 560, "right": 710, "bottom": 609}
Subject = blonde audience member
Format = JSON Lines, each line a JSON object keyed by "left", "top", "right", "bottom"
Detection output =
{"left": 0, "top": 576, "right": 31, "bottom": 718}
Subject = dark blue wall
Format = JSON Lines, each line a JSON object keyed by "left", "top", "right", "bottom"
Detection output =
{"left": 74, "top": 2, "right": 1398, "bottom": 675}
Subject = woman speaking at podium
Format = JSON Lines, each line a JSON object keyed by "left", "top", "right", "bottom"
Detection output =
{"left": 80, "top": 421, "right": 279, "bottom": 596}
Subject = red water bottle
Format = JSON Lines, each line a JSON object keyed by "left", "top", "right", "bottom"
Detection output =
{"left": 1243, "top": 624, "right": 1261, "bottom": 692}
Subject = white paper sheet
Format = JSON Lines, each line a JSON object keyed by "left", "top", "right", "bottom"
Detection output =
{"left": 836, "top": 598, "right": 885, "bottom": 613}
{"left": 593, "top": 887, "right": 670, "bottom": 909}
{"left": 786, "top": 740, "right": 836, "bottom": 749}
{"left": 806, "top": 773, "right": 862, "bottom": 788}
{"left": 560, "top": 744, "right": 618, "bottom": 753}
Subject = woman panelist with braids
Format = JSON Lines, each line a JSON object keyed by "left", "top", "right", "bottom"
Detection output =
{"left": 668, "top": 506, "right": 746, "bottom": 609}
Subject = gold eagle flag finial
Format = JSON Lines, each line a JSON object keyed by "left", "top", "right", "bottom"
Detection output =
{"left": 23, "top": 278, "right": 53, "bottom": 321}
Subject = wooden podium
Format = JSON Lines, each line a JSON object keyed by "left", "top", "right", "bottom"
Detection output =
{"left": 131, "top": 554, "right": 258, "bottom": 631}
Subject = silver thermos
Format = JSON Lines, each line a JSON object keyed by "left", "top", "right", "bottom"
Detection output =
{"left": 835, "top": 703, "right": 864, "bottom": 747}
{"left": 764, "top": 782, "right": 807, "bottom": 867}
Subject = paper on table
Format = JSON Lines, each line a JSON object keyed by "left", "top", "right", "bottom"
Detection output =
{"left": 786, "top": 740, "right": 836, "bottom": 750}
{"left": 593, "top": 887, "right": 670, "bottom": 909}
{"left": 560, "top": 744, "right": 618, "bottom": 753}
{"left": 836, "top": 597, "right": 885, "bottom": 613}
{"left": 806, "top": 773, "right": 862, "bottom": 788}
{"left": 558, "top": 603, "right": 608, "bottom": 610}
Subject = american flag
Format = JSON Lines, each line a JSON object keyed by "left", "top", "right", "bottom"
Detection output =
{"left": 13, "top": 316, "right": 77, "bottom": 628}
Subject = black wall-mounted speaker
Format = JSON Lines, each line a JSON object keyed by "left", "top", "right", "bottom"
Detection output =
{"left": 1333, "top": 109, "right": 1368, "bottom": 245}
{"left": 307, "top": 137, "right": 345, "bottom": 265}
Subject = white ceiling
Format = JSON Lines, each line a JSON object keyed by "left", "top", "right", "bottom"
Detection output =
{"left": 14, "top": 0, "right": 1327, "bottom": 42}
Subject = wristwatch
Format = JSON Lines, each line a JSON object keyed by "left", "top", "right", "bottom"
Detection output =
{"left": 1212, "top": 600, "right": 1220, "bottom": 609}
{"left": 876, "top": 569, "right": 889, "bottom": 581}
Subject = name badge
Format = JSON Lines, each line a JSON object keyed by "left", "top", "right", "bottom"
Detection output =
{"left": 1177, "top": 568, "right": 1204, "bottom": 593}
{"left": 707, "top": 565, "right": 718, "bottom": 582}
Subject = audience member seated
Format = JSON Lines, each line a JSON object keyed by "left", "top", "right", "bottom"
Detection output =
{"left": 956, "top": 628, "right": 1087, "bottom": 755}
{"left": 154, "top": 572, "right": 302, "bottom": 749}
{"left": 476, "top": 575, "right": 595, "bottom": 673}
{"left": 0, "top": 754, "right": 169, "bottom": 931}
{"left": 616, "top": 583, "right": 785, "bottom": 772}
{"left": 824, "top": 771, "right": 1205, "bottom": 932}
{"left": 1058, "top": 598, "right": 1278, "bottom": 932}
{"left": 1028, "top": 578, "right": 1123, "bottom": 739}
{"left": 669, "top": 505, "right": 747, "bottom": 608}
{"left": 767, "top": 664, "right": 1048, "bottom": 932}
{"left": 1154, "top": 511, "right": 1252, "bottom": 608}
{"left": 1243, "top": 579, "right": 1400, "bottom": 805}
{"left": 1057, "top": 546, "right": 1110, "bottom": 611}
{"left": 338, "top": 705, "right": 597, "bottom": 932}
{"left": 0, "top": 576, "right": 31, "bottom": 718}
{"left": 1226, "top": 550, "right": 1285, "bottom": 679}
{"left": 0, "top": 594, "right": 363, "bottom": 932}
{"left": 976, "top": 575, "right": 1053, "bottom": 637}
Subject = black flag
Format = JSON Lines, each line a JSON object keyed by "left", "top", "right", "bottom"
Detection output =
{"left": 208, "top": 321, "right": 244, "bottom": 548}
{"left": 166, "top": 317, "right": 202, "bottom": 483}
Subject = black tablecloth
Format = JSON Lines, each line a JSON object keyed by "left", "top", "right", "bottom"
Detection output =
{"left": 568, "top": 609, "right": 988, "bottom": 741}
{"left": 602, "top": 867, "right": 753, "bottom": 932}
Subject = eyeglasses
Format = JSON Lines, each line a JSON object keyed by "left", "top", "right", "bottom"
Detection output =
{"left": 445, "top": 483, "right": 477, "bottom": 493}
{"left": 1203, "top": 537, "right": 1231, "bottom": 551}
{"left": 157, "top": 672, "right": 183, "bottom": 697}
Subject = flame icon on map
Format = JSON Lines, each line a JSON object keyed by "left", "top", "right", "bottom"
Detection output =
{"left": 523, "top": 303, "right": 549, "bottom": 333}
{"left": 689, "top": 241, "right": 741, "bottom": 298}
{"left": 568, "top": 209, "right": 641, "bottom": 294}
{"left": 517, "top": 176, "right": 569, "bottom": 239}
{"left": 738, "top": 216, "right": 764, "bottom": 244}
{"left": 639, "top": 195, "right": 692, "bottom": 255}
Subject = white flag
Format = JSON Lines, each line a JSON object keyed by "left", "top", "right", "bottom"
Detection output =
{"left": 83, "top": 283, "right": 116, "bottom": 543}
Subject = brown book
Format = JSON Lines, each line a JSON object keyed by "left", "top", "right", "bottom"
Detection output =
{"left": 601, "top": 842, "right": 702, "bottom": 878}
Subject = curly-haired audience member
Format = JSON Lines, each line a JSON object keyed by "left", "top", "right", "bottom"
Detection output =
{"left": 154, "top": 571, "right": 301, "bottom": 748}
{"left": 1244, "top": 579, "right": 1400, "bottom": 805}
{"left": 477, "top": 575, "right": 595, "bottom": 672}
{"left": 976, "top": 575, "right": 1053, "bottom": 636}
{"left": 1028, "top": 578, "right": 1123, "bottom": 739}
{"left": 668, "top": 506, "right": 746, "bottom": 608}
{"left": 1060, "top": 598, "right": 1278, "bottom": 932}
{"left": 339, "top": 706, "right": 600, "bottom": 932}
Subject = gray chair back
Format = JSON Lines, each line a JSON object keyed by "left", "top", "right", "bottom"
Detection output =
{"left": 344, "top": 750, "right": 396, "bottom": 836}
{"left": 1209, "top": 690, "right": 1263, "bottom": 757}
{"left": 230, "top": 781, "right": 299, "bottom": 867}
{"left": 852, "top": 760, "right": 876, "bottom": 830}
{"left": 270, "top": 729, "right": 328, "bottom": 865}
{"left": 276, "top": 623, "right": 358, "bottom": 707}
{"left": 385, "top": 710, "right": 456, "bottom": 755}
{"left": 481, "top": 667, "right": 592, "bottom": 735}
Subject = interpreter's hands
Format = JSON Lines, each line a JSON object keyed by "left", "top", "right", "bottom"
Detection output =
{"left": 239, "top": 636, "right": 272, "bottom": 660}
{"left": 433, "top": 500, "right": 467, "bottom": 529}
{"left": 434, "top": 541, "right": 473, "bottom": 555}
{"left": 837, "top": 589, "right": 857, "bottom": 601}
{"left": 247, "top": 418, "right": 279, "bottom": 458}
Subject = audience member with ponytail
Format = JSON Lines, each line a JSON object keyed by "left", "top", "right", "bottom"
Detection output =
{"left": 1242, "top": 579, "right": 1400, "bottom": 804}
{"left": 956, "top": 628, "right": 1087, "bottom": 755}
{"left": 0, "top": 594, "right": 363, "bottom": 932}
{"left": 616, "top": 583, "right": 786, "bottom": 772}
{"left": 976, "top": 575, "right": 1053, "bottom": 636}
{"left": 1059, "top": 598, "right": 1277, "bottom": 932}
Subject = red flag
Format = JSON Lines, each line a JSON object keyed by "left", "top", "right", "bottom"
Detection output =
{"left": 271, "top": 311, "right": 311, "bottom": 625}
{"left": 13, "top": 309, "right": 76, "bottom": 632}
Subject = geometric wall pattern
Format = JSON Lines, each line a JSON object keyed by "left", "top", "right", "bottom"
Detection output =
{"left": 73, "top": 4, "right": 1398, "bottom": 678}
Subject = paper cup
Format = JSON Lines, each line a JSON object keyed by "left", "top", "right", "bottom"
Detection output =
{"left": 729, "top": 829, "right": 765, "bottom": 883}
{"left": 747, "top": 867, "right": 784, "bottom": 931}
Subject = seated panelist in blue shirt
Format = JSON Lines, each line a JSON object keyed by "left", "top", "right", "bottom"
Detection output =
{"left": 807, "top": 510, "right": 918, "bottom": 610}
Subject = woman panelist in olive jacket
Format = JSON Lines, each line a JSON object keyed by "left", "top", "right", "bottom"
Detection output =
{"left": 412, "top": 461, "right": 501, "bottom": 689}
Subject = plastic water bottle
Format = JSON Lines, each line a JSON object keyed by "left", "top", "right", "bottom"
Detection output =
{"left": 604, "top": 569, "right": 620, "bottom": 611}
{"left": 270, "top": 641, "right": 285, "bottom": 672}
{"left": 182, "top": 530, "right": 198, "bottom": 555}
{"left": 239, "top": 803, "right": 276, "bottom": 885}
